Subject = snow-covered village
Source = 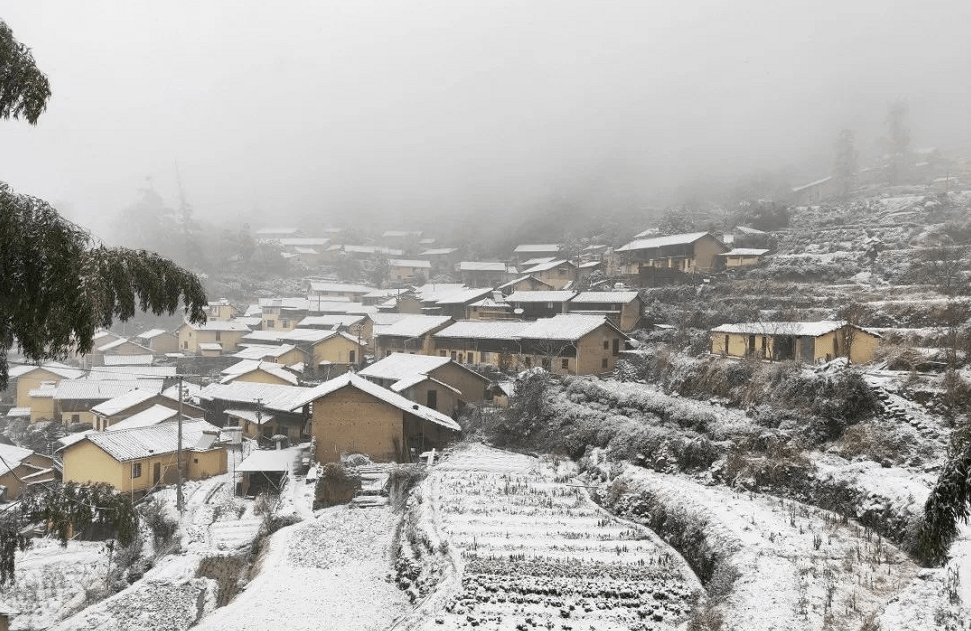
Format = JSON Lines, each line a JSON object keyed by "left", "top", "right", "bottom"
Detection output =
{"left": 3, "top": 3, "right": 971, "bottom": 631}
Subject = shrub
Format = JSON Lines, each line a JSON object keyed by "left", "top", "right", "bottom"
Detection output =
{"left": 386, "top": 464, "right": 427, "bottom": 512}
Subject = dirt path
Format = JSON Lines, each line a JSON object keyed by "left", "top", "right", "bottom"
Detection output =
{"left": 413, "top": 443, "right": 702, "bottom": 631}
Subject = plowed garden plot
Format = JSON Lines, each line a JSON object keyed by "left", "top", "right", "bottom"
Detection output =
{"left": 422, "top": 444, "right": 701, "bottom": 631}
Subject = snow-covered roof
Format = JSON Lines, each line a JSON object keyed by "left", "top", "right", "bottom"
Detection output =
{"left": 255, "top": 227, "right": 300, "bottom": 236}
{"left": 7, "top": 361, "right": 85, "bottom": 380}
{"left": 88, "top": 365, "right": 176, "bottom": 379}
{"left": 375, "top": 315, "right": 453, "bottom": 338}
{"left": 308, "top": 282, "right": 376, "bottom": 294}
{"left": 0, "top": 443, "right": 34, "bottom": 476}
{"left": 513, "top": 244, "right": 560, "bottom": 253}
{"left": 237, "top": 447, "right": 304, "bottom": 473}
{"left": 298, "top": 314, "right": 366, "bottom": 328}
{"left": 6, "top": 407, "right": 31, "bottom": 418}
{"left": 710, "top": 320, "right": 880, "bottom": 337}
{"left": 107, "top": 404, "right": 180, "bottom": 431}
{"left": 520, "top": 257, "right": 557, "bottom": 266}
{"left": 259, "top": 297, "right": 312, "bottom": 310}
{"left": 569, "top": 291, "right": 640, "bottom": 304}
{"left": 224, "top": 409, "right": 275, "bottom": 425}
{"left": 420, "top": 248, "right": 457, "bottom": 256}
{"left": 280, "top": 329, "right": 361, "bottom": 346}
{"left": 309, "top": 301, "right": 374, "bottom": 315}
{"left": 220, "top": 361, "right": 299, "bottom": 386}
{"left": 97, "top": 338, "right": 135, "bottom": 352}
{"left": 27, "top": 386, "right": 55, "bottom": 398}
{"left": 358, "top": 353, "right": 451, "bottom": 381}
{"left": 91, "top": 389, "right": 159, "bottom": 417}
{"left": 391, "top": 374, "right": 461, "bottom": 395}
{"left": 161, "top": 381, "right": 202, "bottom": 402}
{"left": 389, "top": 259, "right": 431, "bottom": 268}
{"left": 293, "top": 247, "right": 318, "bottom": 255}
{"left": 54, "top": 379, "right": 163, "bottom": 401}
{"left": 288, "top": 374, "right": 461, "bottom": 432}
{"left": 199, "top": 343, "right": 223, "bottom": 352}
{"left": 717, "top": 248, "right": 770, "bottom": 257}
{"left": 196, "top": 382, "right": 314, "bottom": 412}
{"left": 56, "top": 430, "right": 96, "bottom": 450}
{"left": 433, "top": 320, "right": 530, "bottom": 340}
{"left": 382, "top": 230, "right": 422, "bottom": 238}
{"left": 135, "top": 328, "right": 171, "bottom": 340}
{"left": 518, "top": 314, "right": 626, "bottom": 341}
{"left": 615, "top": 231, "right": 713, "bottom": 253}
{"left": 458, "top": 261, "right": 506, "bottom": 272}
{"left": 102, "top": 354, "right": 154, "bottom": 366}
{"left": 368, "top": 313, "right": 413, "bottom": 326}
{"left": 734, "top": 225, "right": 766, "bottom": 235}
{"left": 520, "top": 259, "right": 574, "bottom": 274}
{"left": 233, "top": 344, "right": 304, "bottom": 361}
{"left": 506, "top": 290, "right": 577, "bottom": 303}
{"left": 181, "top": 320, "right": 251, "bottom": 332}
{"left": 434, "top": 288, "right": 494, "bottom": 305}
{"left": 791, "top": 176, "right": 832, "bottom": 193}
{"left": 277, "top": 237, "right": 330, "bottom": 247}
{"left": 232, "top": 316, "right": 263, "bottom": 328}
{"left": 82, "top": 419, "right": 221, "bottom": 461}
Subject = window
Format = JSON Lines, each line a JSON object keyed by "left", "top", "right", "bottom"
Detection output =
{"left": 450, "top": 351, "right": 457, "bottom": 361}
{"left": 71, "top": 414, "right": 80, "bottom": 423}
{"left": 349, "top": 350, "right": 356, "bottom": 364}
{"left": 561, "top": 358, "right": 569, "bottom": 369}
{"left": 612, "top": 339, "right": 620, "bottom": 356}
{"left": 439, "top": 350, "right": 447, "bottom": 357}
{"left": 541, "top": 357, "right": 552, "bottom": 370}
{"left": 282, "top": 319, "right": 290, "bottom": 328}
{"left": 467, "top": 353, "right": 473, "bottom": 364}
{"left": 603, "top": 340, "right": 609, "bottom": 350}
{"left": 427, "top": 389, "right": 437, "bottom": 410}
{"left": 182, "top": 341, "right": 188, "bottom": 350}
{"left": 524, "top": 356, "right": 532, "bottom": 368}
{"left": 481, "top": 351, "right": 490, "bottom": 362}
{"left": 215, "top": 331, "right": 222, "bottom": 341}
{"left": 267, "top": 320, "right": 275, "bottom": 328}
{"left": 131, "top": 463, "right": 142, "bottom": 479}
{"left": 193, "top": 458, "right": 199, "bottom": 464}
{"left": 602, "top": 358, "right": 608, "bottom": 369}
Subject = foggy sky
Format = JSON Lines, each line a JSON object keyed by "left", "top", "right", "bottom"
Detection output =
{"left": 2, "top": 0, "right": 970, "bottom": 238}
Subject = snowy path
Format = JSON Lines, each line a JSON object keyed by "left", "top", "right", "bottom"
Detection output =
{"left": 194, "top": 506, "right": 409, "bottom": 631}
{"left": 610, "top": 466, "right": 921, "bottom": 631}
{"left": 414, "top": 443, "right": 702, "bottom": 631}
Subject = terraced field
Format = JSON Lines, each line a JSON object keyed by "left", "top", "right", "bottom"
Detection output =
{"left": 420, "top": 444, "right": 701, "bottom": 631}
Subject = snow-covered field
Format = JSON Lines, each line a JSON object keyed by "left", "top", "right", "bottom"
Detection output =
{"left": 194, "top": 506, "right": 410, "bottom": 631}
{"left": 415, "top": 443, "right": 702, "bottom": 630}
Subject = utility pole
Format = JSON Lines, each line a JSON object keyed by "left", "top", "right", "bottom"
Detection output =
{"left": 177, "top": 375, "right": 184, "bottom": 514}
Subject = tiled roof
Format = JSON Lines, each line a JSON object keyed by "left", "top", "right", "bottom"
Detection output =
{"left": 88, "top": 366, "right": 177, "bottom": 379}
{"left": 389, "top": 259, "right": 432, "bottom": 268}
{"left": 106, "top": 404, "right": 180, "bottom": 431}
{"left": 308, "top": 282, "right": 376, "bottom": 294}
{"left": 233, "top": 344, "right": 304, "bottom": 361}
{"left": 83, "top": 420, "right": 221, "bottom": 461}
{"left": 0, "top": 443, "right": 34, "bottom": 475}
{"left": 513, "top": 244, "right": 560, "bottom": 253}
{"left": 54, "top": 379, "right": 163, "bottom": 401}
{"left": 420, "top": 248, "right": 457, "bottom": 256}
{"left": 569, "top": 291, "right": 640, "bottom": 304}
{"left": 434, "top": 288, "right": 493, "bottom": 305}
{"left": 298, "top": 315, "right": 366, "bottom": 328}
{"left": 196, "top": 382, "right": 314, "bottom": 412}
{"left": 520, "top": 259, "right": 573, "bottom": 274}
{"left": 237, "top": 447, "right": 303, "bottom": 473}
{"left": 288, "top": 374, "right": 461, "bottom": 432}
{"left": 199, "top": 343, "right": 223, "bottom": 351}
{"left": 710, "top": 320, "right": 879, "bottom": 338}
{"left": 433, "top": 321, "right": 530, "bottom": 340}
{"left": 375, "top": 315, "right": 452, "bottom": 338}
{"left": 358, "top": 353, "right": 451, "bottom": 381}
{"left": 458, "top": 261, "right": 506, "bottom": 272}
{"left": 505, "top": 291, "right": 577, "bottom": 303}
{"left": 220, "top": 361, "right": 299, "bottom": 386}
{"left": 8, "top": 362, "right": 85, "bottom": 380}
{"left": 717, "top": 248, "right": 770, "bottom": 256}
{"left": 134, "top": 328, "right": 171, "bottom": 339}
{"left": 102, "top": 354, "right": 154, "bottom": 366}
{"left": 91, "top": 389, "right": 159, "bottom": 417}
{"left": 518, "top": 314, "right": 625, "bottom": 341}
{"left": 615, "top": 231, "right": 712, "bottom": 253}
{"left": 182, "top": 320, "right": 252, "bottom": 332}
{"left": 391, "top": 374, "right": 461, "bottom": 395}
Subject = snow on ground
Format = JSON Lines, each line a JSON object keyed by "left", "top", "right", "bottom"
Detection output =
{"left": 194, "top": 506, "right": 409, "bottom": 631}
{"left": 0, "top": 539, "right": 108, "bottom": 631}
{"left": 416, "top": 443, "right": 702, "bottom": 631}
{"left": 612, "top": 465, "right": 920, "bottom": 631}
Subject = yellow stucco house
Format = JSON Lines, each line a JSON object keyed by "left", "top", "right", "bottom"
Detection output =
{"left": 60, "top": 420, "right": 226, "bottom": 495}
{"left": 710, "top": 320, "right": 881, "bottom": 364}
{"left": 614, "top": 231, "right": 729, "bottom": 276}
{"left": 0, "top": 444, "right": 56, "bottom": 501}
{"left": 358, "top": 352, "right": 492, "bottom": 412}
{"left": 177, "top": 320, "right": 251, "bottom": 355}
{"left": 290, "top": 373, "right": 461, "bottom": 464}
{"left": 7, "top": 362, "right": 85, "bottom": 409}
{"left": 221, "top": 360, "right": 300, "bottom": 386}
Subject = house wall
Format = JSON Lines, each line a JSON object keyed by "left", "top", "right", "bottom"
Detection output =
{"left": 0, "top": 464, "right": 49, "bottom": 500}
{"left": 376, "top": 333, "right": 438, "bottom": 359}
{"left": 62, "top": 441, "right": 127, "bottom": 490}
{"left": 722, "top": 255, "right": 764, "bottom": 268}
{"left": 310, "top": 387, "right": 405, "bottom": 463}
{"left": 16, "top": 369, "right": 65, "bottom": 408}
{"left": 691, "top": 235, "right": 728, "bottom": 272}
{"left": 428, "top": 364, "right": 490, "bottom": 403}
{"left": 575, "top": 325, "right": 626, "bottom": 374}
{"left": 535, "top": 267, "right": 575, "bottom": 289}
{"left": 56, "top": 408, "right": 98, "bottom": 426}
{"left": 230, "top": 370, "right": 294, "bottom": 386}
{"left": 28, "top": 394, "right": 55, "bottom": 422}
{"left": 710, "top": 327, "right": 880, "bottom": 364}
{"left": 104, "top": 341, "right": 152, "bottom": 356}
{"left": 313, "top": 336, "right": 364, "bottom": 368}
{"left": 398, "top": 381, "right": 462, "bottom": 418}
{"left": 187, "top": 448, "right": 228, "bottom": 479}
{"left": 145, "top": 333, "right": 179, "bottom": 354}
{"left": 178, "top": 328, "right": 247, "bottom": 354}
{"left": 262, "top": 311, "right": 303, "bottom": 332}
